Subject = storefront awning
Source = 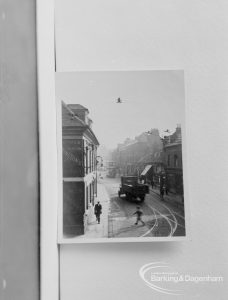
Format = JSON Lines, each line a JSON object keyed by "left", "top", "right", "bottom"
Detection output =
{"left": 141, "top": 165, "right": 152, "bottom": 176}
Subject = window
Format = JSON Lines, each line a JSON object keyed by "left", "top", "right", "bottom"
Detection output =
{"left": 85, "top": 147, "right": 88, "bottom": 174}
{"left": 86, "top": 186, "right": 88, "bottom": 209}
{"left": 174, "top": 155, "right": 178, "bottom": 167}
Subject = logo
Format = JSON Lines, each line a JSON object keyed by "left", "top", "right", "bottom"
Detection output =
{"left": 139, "top": 262, "right": 224, "bottom": 296}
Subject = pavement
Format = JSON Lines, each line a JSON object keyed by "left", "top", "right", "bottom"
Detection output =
{"left": 150, "top": 186, "right": 184, "bottom": 208}
{"left": 81, "top": 182, "right": 110, "bottom": 238}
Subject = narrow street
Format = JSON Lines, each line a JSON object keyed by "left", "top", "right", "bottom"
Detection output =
{"left": 99, "top": 174, "right": 185, "bottom": 238}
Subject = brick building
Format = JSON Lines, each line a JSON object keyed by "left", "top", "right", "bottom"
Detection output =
{"left": 62, "top": 101, "right": 99, "bottom": 236}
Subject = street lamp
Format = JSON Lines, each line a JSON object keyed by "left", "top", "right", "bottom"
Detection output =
{"left": 96, "top": 155, "right": 103, "bottom": 167}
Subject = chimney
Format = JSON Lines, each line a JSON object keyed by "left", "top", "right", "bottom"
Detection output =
{"left": 175, "top": 124, "right": 182, "bottom": 142}
{"left": 88, "top": 118, "right": 93, "bottom": 128}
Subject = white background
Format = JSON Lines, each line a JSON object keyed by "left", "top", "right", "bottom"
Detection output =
{"left": 54, "top": 1, "right": 228, "bottom": 299}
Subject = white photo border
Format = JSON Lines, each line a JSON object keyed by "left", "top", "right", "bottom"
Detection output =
{"left": 56, "top": 69, "right": 191, "bottom": 244}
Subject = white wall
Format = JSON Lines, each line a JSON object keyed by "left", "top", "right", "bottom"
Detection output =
{"left": 56, "top": 1, "right": 228, "bottom": 299}
{"left": 0, "top": 1, "right": 39, "bottom": 299}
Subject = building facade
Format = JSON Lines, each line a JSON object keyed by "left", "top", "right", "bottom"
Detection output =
{"left": 142, "top": 150, "right": 166, "bottom": 187}
{"left": 112, "top": 129, "right": 163, "bottom": 177}
{"left": 62, "top": 102, "right": 99, "bottom": 236}
{"left": 163, "top": 125, "right": 183, "bottom": 195}
{"left": 112, "top": 126, "right": 184, "bottom": 197}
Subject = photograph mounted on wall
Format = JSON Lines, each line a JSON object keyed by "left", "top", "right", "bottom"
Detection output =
{"left": 56, "top": 70, "right": 188, "bottom": 243}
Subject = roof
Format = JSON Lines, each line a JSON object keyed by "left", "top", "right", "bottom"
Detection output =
{"left": 119, "top": 140, "right": 138, "bottom": 151}
{"left": 62, "top": 101, "right": 99, "bottom": 146}
{"left": 62, "top": 102, "right": 86, "bottom": 127}
{"left": 68, "top": 104, "right": 89, "bottom": 111}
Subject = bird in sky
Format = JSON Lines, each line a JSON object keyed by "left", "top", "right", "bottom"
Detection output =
{"left": 116, "top": 97, "right": 122, "bottom": 103}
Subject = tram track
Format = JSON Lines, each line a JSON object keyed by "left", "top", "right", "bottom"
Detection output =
{"left": 103, "top": 176, "right": 185, "bottom": 238}
{"left": 148, "top": 190, "right": 185, "bottom": 234}
{"left": 142, "top": 193, "right": 184, "bottom": 237}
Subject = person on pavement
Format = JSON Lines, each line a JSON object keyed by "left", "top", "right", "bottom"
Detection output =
{"left": 133, "top": 206, "right": 145, "bottom": 225}
{"left": 160, "top": 186, "right": 164, "bottom": 200}
{"left": 151, "top": 179, "right": 154, "bottom": 189}
{"left": 94, "top": 201, "right": 102, "bottom": 224}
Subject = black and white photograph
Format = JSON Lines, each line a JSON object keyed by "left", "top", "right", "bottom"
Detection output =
{"left": 56, "top": 70, "right": 187, "bottom": 241}
{"left": 2, "top": 0, "right": 228, "bottom": 299}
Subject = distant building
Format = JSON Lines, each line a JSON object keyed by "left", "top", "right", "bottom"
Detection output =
{"left": 163, "top": 124, "right": 183, "bottom": 195}
{"left": 139, "top": 125, "right": 184, "bottom": 195}
{"left": 62, "top": 101, "right": 99, "bottom": 236}
{"left": 112, "top": 129, "right": 163, "bottom": 176}
{"left": 141, "top": 150, "right": 166, "bottom": 187}
{"left": 112, "top": 125, "right": 184, "bottom": 197}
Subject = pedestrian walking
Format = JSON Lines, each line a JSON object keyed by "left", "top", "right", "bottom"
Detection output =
{"left": 94, "top": 201, "right": 102, "bottom": 224}
{"left": 133, "top": 206, "right": 145, "bottom": 225}
{"left": 151, "top": 179, "right": 154, "bottom": 189}
{"left": 160, "top": 186, "right": 164, "bottom": 200}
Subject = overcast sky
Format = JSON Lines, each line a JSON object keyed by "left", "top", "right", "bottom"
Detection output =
{"left": 56, "top": 70, "right": 185, "bottom": 149}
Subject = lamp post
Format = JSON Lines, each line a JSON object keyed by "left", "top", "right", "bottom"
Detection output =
{"left": 96, "top": 155, "right": 103, "bottom": 169}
